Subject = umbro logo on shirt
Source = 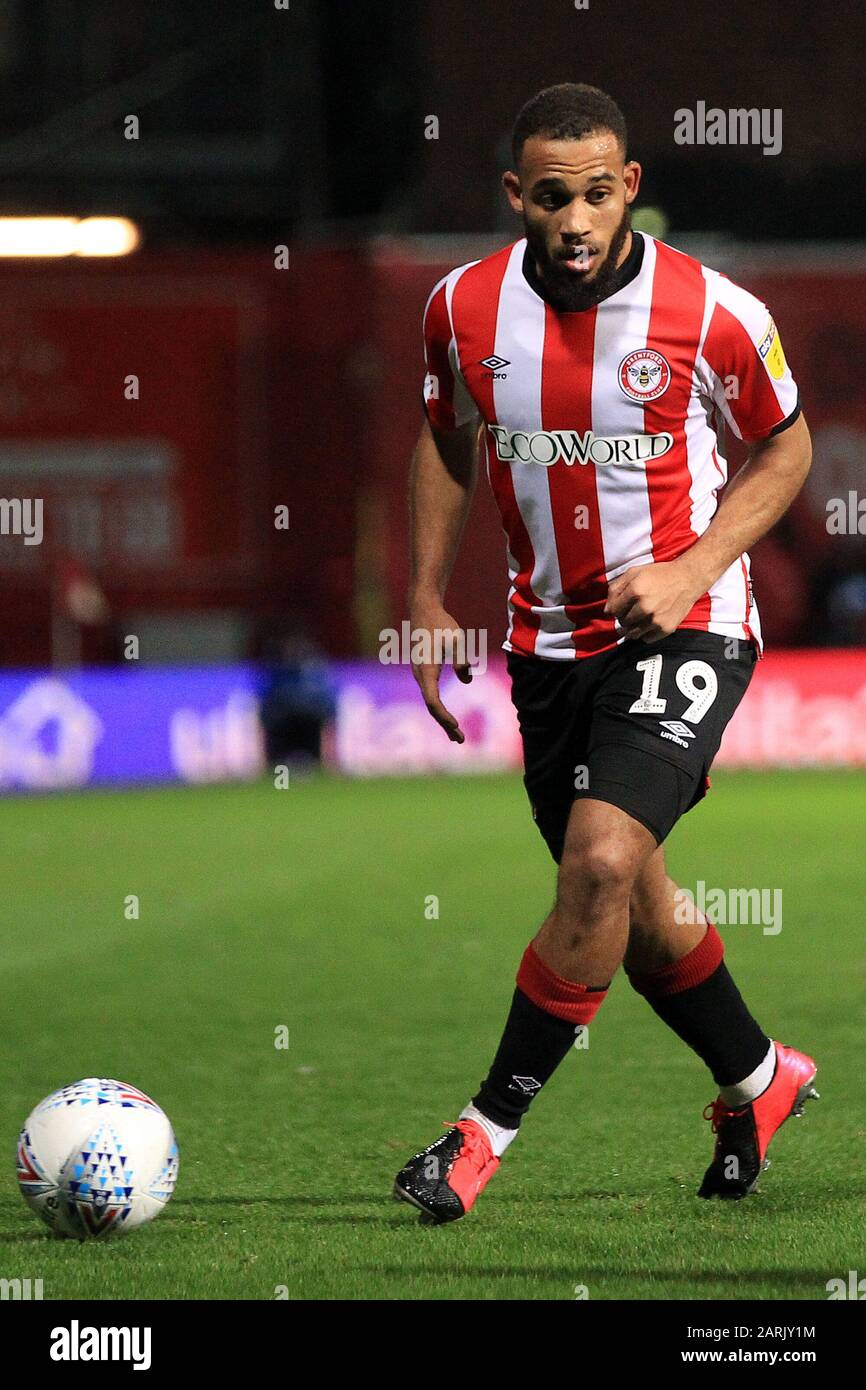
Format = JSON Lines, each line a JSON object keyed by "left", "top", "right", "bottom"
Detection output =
{"left": 479, "top": 355, "right": 510, "bottom": 378}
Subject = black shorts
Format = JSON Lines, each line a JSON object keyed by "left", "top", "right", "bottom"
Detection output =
{"left": 507, "top": 631, "right": 757, "bottom": 861}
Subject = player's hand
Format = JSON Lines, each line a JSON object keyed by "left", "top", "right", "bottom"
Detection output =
{"left": 407, "top": 603, "right": 473, "bottom": 743}
{"left": 604, "top": 560, "right": 703, "bottom": 642}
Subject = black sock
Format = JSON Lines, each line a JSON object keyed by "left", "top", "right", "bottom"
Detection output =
{"left": 633, "top": 961, "right": 770, "bottom": 1088}
{"left": 472, "top": 988, "right": 580, "bottom": 1129}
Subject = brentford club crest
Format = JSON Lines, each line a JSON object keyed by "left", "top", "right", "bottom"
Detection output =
{"left": 618, "top": 349, "right": 671, "bottom": 402}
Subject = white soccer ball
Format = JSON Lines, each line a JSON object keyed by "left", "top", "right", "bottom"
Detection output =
{"left": 16, "top": 1078, "right": 179, "bottom": 1239}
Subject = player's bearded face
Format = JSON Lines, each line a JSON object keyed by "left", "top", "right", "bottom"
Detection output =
{"left": 510, "top": 133, "right": 639, "bottom": 312}
{"left": 524, "top": 201, "right": 632, "bottom": 312}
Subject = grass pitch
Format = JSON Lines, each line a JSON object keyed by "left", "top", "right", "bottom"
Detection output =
{"left": 0, "top": 769, "right": 863, "bottom": 1300}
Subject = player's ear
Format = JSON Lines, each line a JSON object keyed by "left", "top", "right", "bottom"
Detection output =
{"left": 502, "top": 169, "right": 524, "bottom": 214}
{"left": 623, "top": 161, "right": 642, "bottom": 203}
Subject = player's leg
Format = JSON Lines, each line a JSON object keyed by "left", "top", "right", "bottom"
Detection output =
{"left": 606, "top": 641, "right": 820, "bottom": 1192}
{"left": 394, "top": 795, "right": 658, "bottom": 1223}
{"left": 532, "top": 796, "right": 659, "bottom": 980}
{"left": 394, "top": 649, "right": 592, "bottom": 1222}
{"left": 467, "top": 795, "right": 657, "bottom": 1119}
{"left": 624, "top": 845, "right": 818, "bottom": 1197}
{"left": 625, "top": 845, "right": 775, "bottom": 1102}
{"left": 626, "top": 845, "right": 706, "bottom": 970}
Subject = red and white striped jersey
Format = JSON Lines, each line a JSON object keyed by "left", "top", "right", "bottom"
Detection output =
{"left": 422, "top": 232, "right": 800, "bottom": 660}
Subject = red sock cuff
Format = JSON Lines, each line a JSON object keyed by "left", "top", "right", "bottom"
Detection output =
{"left": 516, "top": 943, "right": 609, "bottom": 1024}
{"left": 627, "top": 923, "right": 724, "bottom": 999}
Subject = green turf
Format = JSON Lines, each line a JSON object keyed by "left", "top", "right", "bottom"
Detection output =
{"left": 0, "top": 769, "right": 863, "bottom": 1300}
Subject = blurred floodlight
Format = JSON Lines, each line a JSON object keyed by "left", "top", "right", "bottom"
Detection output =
{"left": 0, "top": 217, "right": 141, "bottom": 257}
{"left": 632, "top": 207, "right": 669, "bottom": 240}
{"left": 76, "top": 218, "right": 141, "bottom": 256}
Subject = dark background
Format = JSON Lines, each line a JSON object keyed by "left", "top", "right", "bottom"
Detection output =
{"left": 3, "top": 1, "right": 863, "bottom": 240}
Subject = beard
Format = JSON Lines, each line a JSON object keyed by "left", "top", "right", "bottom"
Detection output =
{"left": 526, "top": 206, "right": 633, "bottom": 312}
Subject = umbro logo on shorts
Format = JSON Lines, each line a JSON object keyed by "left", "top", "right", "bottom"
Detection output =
{"left": 659, "top": 720, "right": 695, "bottom": 748}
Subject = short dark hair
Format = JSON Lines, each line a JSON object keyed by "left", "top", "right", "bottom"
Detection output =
{"left": 511, "top": 83, "right": 628, "bottom": 168}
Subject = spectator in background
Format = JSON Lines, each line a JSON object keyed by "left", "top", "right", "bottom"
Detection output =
{"left": 254, "top": 624, "right": 337, "bottom": 767}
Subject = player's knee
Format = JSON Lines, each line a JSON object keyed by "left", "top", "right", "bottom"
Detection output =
{"left": 558, "top": 835, "right": 637, "bottom": 910}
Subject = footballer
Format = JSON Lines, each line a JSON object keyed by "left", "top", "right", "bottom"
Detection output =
{"left": 394, "top": 84, "right": 817, "bottom": 1223}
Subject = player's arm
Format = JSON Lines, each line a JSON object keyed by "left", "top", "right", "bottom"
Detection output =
{"left": 408, "top": 416, "right": 479, "bottom": 743}
{"left": 606, "top": 414, "right": 812, "bottom": 642}
{"left": 608, "top": 290, "right": 810, "bottom": 643}
{"left": 667, "top": 413, "right": 811, "bottom": 609}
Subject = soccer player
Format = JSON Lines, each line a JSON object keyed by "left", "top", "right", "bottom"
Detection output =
{"left": 394, "top": 84, "right": 818, "bottom": 1223}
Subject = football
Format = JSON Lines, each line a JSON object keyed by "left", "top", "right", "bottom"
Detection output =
{"left": 16, "top": 1078, "right": 178, "bottom": 1240}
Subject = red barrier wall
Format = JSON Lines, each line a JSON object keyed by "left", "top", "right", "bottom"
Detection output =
{"left": 1, "top": 243, "right": 864, "bottom": 665}
{"left": 0, "top": 249, "right": 368, "bottom": 664}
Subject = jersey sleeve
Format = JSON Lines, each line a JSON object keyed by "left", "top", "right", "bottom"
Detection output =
{"left": 700, "top": 277, "right": 800, "bottom": 443}
{"left": 422, "top": 274, "right": 480, "bottom": 432}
